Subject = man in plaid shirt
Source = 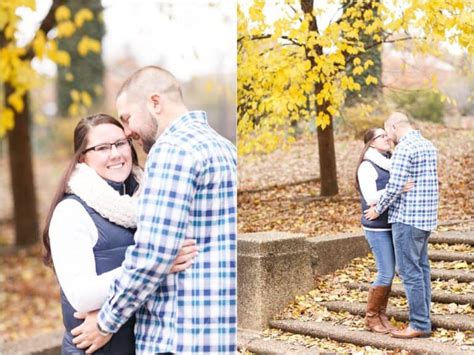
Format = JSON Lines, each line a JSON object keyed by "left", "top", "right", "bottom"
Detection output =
{"left": 72, "top": 66, "right": 237, "bottom": 354}
{"left": 365, "top": 112, "right": 439, "bottom": 339}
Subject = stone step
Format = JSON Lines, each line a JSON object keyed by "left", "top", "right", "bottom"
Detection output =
{"left": 269, "top": 319, "right": 463, "bottom": 353}
{"left": 430, "top": 231, "right": 474, "bottom": 246}
{"left": 367, "top": 268, "right": 474, "bottom": 282}
{"left": 346, "top": 282, "right": 474, "bottom": 305}
{"left": 238, "top": 329, "right": 319, "bottom": 354}
{"left": 429, "top": 250, "right": 474, "bottom": 263}
{"left": 321, "top": 301, "right": 474, "bottom": 331}
{"left": 431, "top": 268, "right": 474, "bottom": 283}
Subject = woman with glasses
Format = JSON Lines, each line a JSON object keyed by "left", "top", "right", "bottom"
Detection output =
{"left": 42, "top": 113, "right": 198, "bottom": 354}
{"left": 355, "top": 128, "right": 413, "bottom": 334}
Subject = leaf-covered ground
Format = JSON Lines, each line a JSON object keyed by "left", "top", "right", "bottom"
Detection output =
{"left": 238, "top": 122, "right": 473, "bottom": 235}
{"left": 0, "top": 245, "right": 62, "bottom": 343}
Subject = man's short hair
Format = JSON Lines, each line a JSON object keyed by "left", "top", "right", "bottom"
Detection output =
{"left": 117, "top": 66, "right": 183, "bottom": 103}
{"left": 385, "top": 111, "right": 411, "bottom": 128}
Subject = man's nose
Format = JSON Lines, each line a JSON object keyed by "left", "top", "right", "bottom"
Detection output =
{"left": 123, "top": 125, "right": 133, "bottom": 137}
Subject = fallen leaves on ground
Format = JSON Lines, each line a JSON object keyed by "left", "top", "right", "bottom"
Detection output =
{"left": 431, "top": 260, "right": 473, "bottom": 271}
{"left": 0, "top": 245, "right": 61, "bottom": 343}
{"left": 263, "top": 328, "right": 388, "bottom": 353}
{"left": 239, "top": 123, "right": 473, "bottom": 235}
{"left": 429, "top": 243, "right": 474, "bottom": 253}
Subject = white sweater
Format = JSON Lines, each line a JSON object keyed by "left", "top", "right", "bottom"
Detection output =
{"left": 357, "top": 148, "right": 391, "bottom": 231}
{"left": 49, "top": 199, "right": 121, "bottom": 312}
{"left": 49, "top": 163, "right": 140, "bottom": 313}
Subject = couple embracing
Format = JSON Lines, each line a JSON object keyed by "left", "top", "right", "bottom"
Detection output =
{"left": 43, "top": 66, "right": 237, "bottom": 354}
{"left": 356, "top": 112, "right": 439, "bottom": 339}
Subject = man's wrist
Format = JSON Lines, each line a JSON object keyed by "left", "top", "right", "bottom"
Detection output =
{"left": 96, "top": 321, "right": 111, "bottom": 337}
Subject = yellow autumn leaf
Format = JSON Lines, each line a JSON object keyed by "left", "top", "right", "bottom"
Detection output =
{"left": 7, "top": 92, "right": 24, "bottom": 113}
{"left": 352, "top": 66, "right": 364, "bottom": 75}
{"left": 65, "top": 72, "right": 74, "bottom": 81}
{"left": 77, "top": 36, "right": 101, "bottom": 56}
{"left": 74, "top": 8, "right": 94, "bottom": 27}
{"left": 51, "top": 50, "right": 71, "bottom": 66}
{"left": 81, "top": 91, "right": 92, "bottom": 107}
{"left": 70, "top": 90, "right": 80, "bottom": 102}
{"left": 32, "top": 30, "right": 46, "bottom": 58}
{"left": 56, "top": 21, "right": 76, "bottom": 38}
{"left": 364, "top": 59, "right": 374, "bottom": 69}
{"left": 68, "top": 103, "right": 79, "bottom": 117}
{"left": 55, "top": 5, "right": 71, "bottom": 22}
{"left": 365, "top": 75, "right": 378, "bottom": 85}
{"left": 0, "top": 10, "right": 8, "bottom": 31}
{"left": 0, "top": 107, "right": 15, "bottom": 131}
{"left": 453, "top": 261, "right": 468, "bottom": 269}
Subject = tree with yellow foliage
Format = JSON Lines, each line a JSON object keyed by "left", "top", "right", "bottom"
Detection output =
{"left": 238, "top": 0, "right": 474, "bottom": 196}
{"left": 57, "top": 0, "right": 104, "bottom": 116}
{"left": 0, "top": 0, "right": 100, "bottom": 245}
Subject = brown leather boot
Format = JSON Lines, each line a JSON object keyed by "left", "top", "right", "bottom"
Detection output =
{"left": 365, "top": 286, "right": 389, "bottom": 333}
{"left": 379, "top": 286, "right": 398, "bottom": 332}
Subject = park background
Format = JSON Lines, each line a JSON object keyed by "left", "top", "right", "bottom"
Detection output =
{"left": 0, "top": 0, "right": 236, "bottom": 345}
{"left": 237, "top": 0, "right": 473, "bottom": 353}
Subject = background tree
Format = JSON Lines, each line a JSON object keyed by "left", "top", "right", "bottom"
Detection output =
{"left": 57, "top": 0, "right": 104, "bottom": 116}
{"left": 238, "top": 0, "right": 473, "bottom": 196}
{"left": 0, "top": 0, "right": 98, "bottom": 245}
{"left": 344, "top": 0, "right": 382, "bottom": 104}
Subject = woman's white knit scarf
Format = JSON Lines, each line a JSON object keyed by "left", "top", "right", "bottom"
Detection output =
{"left": 66, "top": 163, "right": 143, "bottom": 228}
{"left": 364, "top": 147, "right": 391, "bottom": 171}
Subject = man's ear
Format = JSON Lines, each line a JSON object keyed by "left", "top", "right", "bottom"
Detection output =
{"left": 146, "top": 92, "right": 162, "bottom": 115}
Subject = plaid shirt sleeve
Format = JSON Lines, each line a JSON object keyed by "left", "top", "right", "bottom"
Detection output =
{"left": 97, "top": 143, "right": 198, "bottom": 333}
{"left": 375, "top": 146, "right": 411, "bottom": 215}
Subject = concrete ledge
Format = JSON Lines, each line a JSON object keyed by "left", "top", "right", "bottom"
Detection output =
{"left": 0, "top": 330, "right": 62, "bottom": 355}
{"left": 306, "top": 233, "right": 370, "bottom": 277}
{"left": 238, "top": 232, "right": 314, "bottom": 331}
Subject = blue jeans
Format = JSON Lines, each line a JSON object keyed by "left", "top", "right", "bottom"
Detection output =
{"left": 392, "top": 222, "right": 432, "bottom": 332}
{"left": 364, "top": 229, "right": 395, "bottom": 286}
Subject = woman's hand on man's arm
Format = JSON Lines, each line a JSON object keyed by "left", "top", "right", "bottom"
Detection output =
{"left": 170, "top": 239, "right": 199, "bottom": 273}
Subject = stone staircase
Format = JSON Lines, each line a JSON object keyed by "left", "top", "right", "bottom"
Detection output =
{"left": 239, "top": 229, "right": 474, "bottom": 353}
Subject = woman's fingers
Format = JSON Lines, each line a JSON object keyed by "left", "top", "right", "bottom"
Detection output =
{"left": 171, "top": 252, "right": 198, "bottom": 272}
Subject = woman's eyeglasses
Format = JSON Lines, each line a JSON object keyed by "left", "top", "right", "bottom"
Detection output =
{"left": 373, "top": 133, "right": 388, "bottom": 140}
{"left": 83, "top": 138, "right": 132, "bottom": 155}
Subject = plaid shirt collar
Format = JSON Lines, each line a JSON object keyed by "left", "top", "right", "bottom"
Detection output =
{"left": 398, "top": 130, "right": 420, "bottom": 144}
{"left": 158, "top": 110, "right": 208, "bottom": 142}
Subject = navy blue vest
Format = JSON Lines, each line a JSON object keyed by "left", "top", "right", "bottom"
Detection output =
{"left": 360, "top": 159, "right": 391, "bottom": 229}
{"left": 60, "top": 175, "right": 138, "bottom": 355}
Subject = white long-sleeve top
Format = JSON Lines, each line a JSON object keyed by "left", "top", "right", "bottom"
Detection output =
{"left": 49, "top": 199, "right": 121, "bottom": 313}
{"left": 358, "top": 147, "right": 391, "bottom": 205}
{"left": 357, "top": 148, "right": 392, "bottom": 231}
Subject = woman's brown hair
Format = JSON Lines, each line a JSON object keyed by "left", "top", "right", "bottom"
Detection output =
{"left": 42, "top": 113, "right": 139, "bottom": 266}
{"left": 354, "top": 128, "right": 389, "bottom": 193}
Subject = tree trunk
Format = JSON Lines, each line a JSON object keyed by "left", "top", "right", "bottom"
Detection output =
{"left": 6, "top": 85, "right": 39, "bottom": 246}
{"left": 301, "top": 0, "right": 339, "bottom": 197}
{"left": 317, "top": 118, "right": 338, "bottom": 196}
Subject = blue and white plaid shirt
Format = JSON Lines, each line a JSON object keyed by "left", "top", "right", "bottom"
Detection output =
{"left": 375, "top": 130, "right": 439, "bottom": 231}
{"left": 98, "top": 111, "right": 237, "bottom": 354}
